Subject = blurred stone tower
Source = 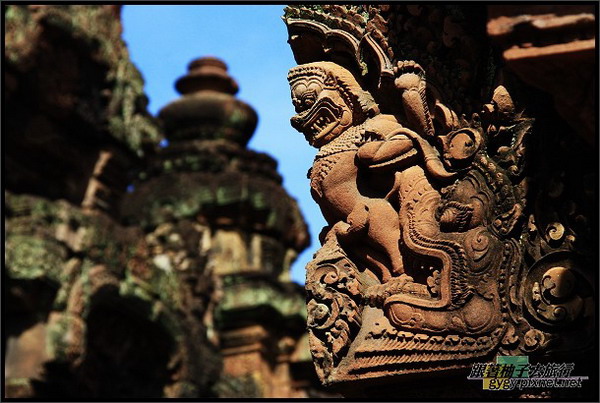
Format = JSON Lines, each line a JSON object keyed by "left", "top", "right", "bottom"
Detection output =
{"left": 122, "top": 57, "right": 321, "bottom": 398}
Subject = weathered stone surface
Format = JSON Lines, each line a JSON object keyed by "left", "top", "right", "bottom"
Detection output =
{"left": 4, "top": 5, "right": 159, "bottom": 215}
{"left": 4, "top": 6, "right": 219, "bottom": 398}
{"left": 4, "top": 8, "right": 329, "bottom": 394}
{"left": 4, "top": 5, "right": 327, "bottom": 399}
{"left": 4, "top": 190, "right": 223, "bottom": 397}
{"left": 284, "top": 5, "right": 596, "bottom": 399}
{"left": 487, "top": 5, "right": 595, "bottom": 146}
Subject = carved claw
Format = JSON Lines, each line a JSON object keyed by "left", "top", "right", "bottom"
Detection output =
{"left": 394, "top": 60, "right": 425, "bottom": 76}
{"left": 363, "top": 274, "right": 416, "bottom": 306}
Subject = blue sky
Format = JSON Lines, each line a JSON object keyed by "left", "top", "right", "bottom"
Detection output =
{"left": 122, "top": 5, "right": 326, "bottom": 284}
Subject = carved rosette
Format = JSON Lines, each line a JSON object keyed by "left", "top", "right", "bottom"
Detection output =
{"left": 284, "top": 5, "right": 595, "bottom": 389}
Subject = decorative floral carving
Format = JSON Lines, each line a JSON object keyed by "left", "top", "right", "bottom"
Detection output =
{"left": 305, "top": 238, "right": 362, "bottom": 380}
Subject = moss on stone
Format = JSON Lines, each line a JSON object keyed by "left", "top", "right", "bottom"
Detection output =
{"left": 213, "top": 374, "right": 262, "bottom": 398}
{"left": 4, "top": 5, "right": 161, "bottom": 157}
{"left": 5, "top": 235, "right": 67, "bottom": 282}
{"left": 215, "top": 275, "right": 306, "bottom": 328}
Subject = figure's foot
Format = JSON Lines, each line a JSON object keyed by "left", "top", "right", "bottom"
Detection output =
{"left": 363, "top": 274, "right": 415, "bottom": 306}
{"left": 324, "top": 222, "right": 350, "bottom": 244}
{"left": 391, "top": 259, "right": 405, "bottom": 276}
{"left": 394, "top": 60, "right": 425, "bottom": 76}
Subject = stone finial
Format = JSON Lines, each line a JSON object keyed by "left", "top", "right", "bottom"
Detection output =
{"left": 159, "top": 56, "right": 257, "bottom": 146}
{"left": 175, "top": 56, "right": 239, "bottom": 95}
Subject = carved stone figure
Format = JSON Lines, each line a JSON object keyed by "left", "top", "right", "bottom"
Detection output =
{"left": 285, "top": 5, "right": 595, "bottom": 398}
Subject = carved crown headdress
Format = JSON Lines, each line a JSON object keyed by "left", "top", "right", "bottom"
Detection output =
{"left": 288, "top": 62, "right": 380, "bottom": 118}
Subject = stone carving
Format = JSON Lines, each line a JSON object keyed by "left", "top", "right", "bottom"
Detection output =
{"left": 305, "top": 242, "right": 362, "bottom": 381}
{"left": 487, "top": 5, "right": 596, "bottom": 145}
{"left": 285, "top": 5, "right": 595, "bottom": 394}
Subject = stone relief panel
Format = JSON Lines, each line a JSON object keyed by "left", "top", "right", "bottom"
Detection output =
{"left": 284, "top": 5, "right": 595, "bottom": 390}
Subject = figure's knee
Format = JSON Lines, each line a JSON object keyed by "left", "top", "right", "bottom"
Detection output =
{"left": 367, "top": 200, "right": 400, "bottom": 230}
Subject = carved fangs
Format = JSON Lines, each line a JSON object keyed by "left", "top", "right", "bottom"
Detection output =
{"left": 292, "top": 97, "right": 343, "bottom": 146}
{"left": 308, "top": 110, "right": 336, "bottom": 143}
{"left": 407, "top": 255, "right": 444, "bottom": 299}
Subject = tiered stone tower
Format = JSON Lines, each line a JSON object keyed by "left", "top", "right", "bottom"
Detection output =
{"left": 122, "top": 57, "right": 321, "bottom": 398}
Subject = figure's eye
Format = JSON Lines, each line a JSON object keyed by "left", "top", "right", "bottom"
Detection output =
{"left": 292, "top": 98, "right": 302, "bottom": 113}
{"left": 292, "top": 89, "right": 318, "bottom": 113}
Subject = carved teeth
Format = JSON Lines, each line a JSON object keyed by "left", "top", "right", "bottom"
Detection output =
{"left": 395, "top": 256, "right": 442, "bottom": 299}
{"left": 308, "top": 113, "right": 335, "bottom": 138}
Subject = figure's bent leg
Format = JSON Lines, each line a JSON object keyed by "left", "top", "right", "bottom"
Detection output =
{"left": 365, "top": 199, "right": 404, "bottom": 276}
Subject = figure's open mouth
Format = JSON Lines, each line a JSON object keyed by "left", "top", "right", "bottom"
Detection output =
{"left": 291, "top": 98, "right": 342, "bottom": 146}
{"left": 404, "top": 253, "right": 443, "bottom": 300}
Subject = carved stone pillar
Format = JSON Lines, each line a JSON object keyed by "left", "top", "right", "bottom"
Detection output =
{"left": 486, "top": 5, "right": 596, "bottom": 146}
{"left": 284, "top": 5, "right": 596, "bottom": 399}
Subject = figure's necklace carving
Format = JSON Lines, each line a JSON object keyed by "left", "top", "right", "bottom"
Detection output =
{"left": 315, "top": 122, "right": 367, "bottom": 159}
{"left": 310, "top": 123, "right": 368, "bottom": 197}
